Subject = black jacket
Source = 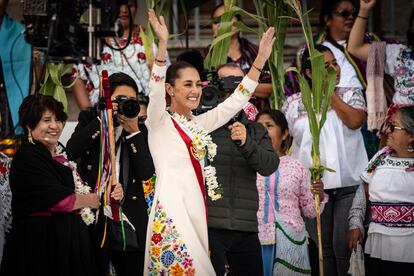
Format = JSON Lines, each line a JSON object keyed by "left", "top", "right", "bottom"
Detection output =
{"left": 207, "top": 112, "right": 279, "bottom": 232}
{"left": 66, "top": 110, "right": 155, "bottom": 251}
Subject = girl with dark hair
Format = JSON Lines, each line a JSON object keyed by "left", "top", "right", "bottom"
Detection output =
{"left": 0, "top": 95, "right": 124, "bottom": 276}
{"left": 348, "top": 0, "right": 414, "bottom": 106}
{"left": 283, "top": 46, "right": 368, "bottom": 276}
{"left": 145, "top": 9, "right": 275, "bottom": 275}
{"left": 256, "top": 110, "right": 326, "bottom": 276}
{"left": 348, "top": 105, "right": 414, "bottom": 274}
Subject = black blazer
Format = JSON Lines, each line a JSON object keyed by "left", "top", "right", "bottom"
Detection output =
{"left": 66, "top": 110, "right": 155, "bottom": 251}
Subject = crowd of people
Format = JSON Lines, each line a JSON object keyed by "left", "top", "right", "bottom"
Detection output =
{"left": 0, "top": 0, "right": 414, "bottom": 275}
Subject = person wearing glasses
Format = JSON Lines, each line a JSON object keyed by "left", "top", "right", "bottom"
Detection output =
{"left": 348, "top": 0, "right": 414, "bottom": 106}
{"left": 286, "top": 0, "right": 388, "bottom": 161}
{"left": 66, "top": 72, "right": 155, "bottom": 275}
{"left": 347, "top": 105, "right": 414, "bottom": 275}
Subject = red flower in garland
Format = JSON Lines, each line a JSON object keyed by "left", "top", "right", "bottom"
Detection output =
{"left": 137, "top": 52, "right": 146, "bottom": 61}
{"left": 151, "top": 233, "right": 162, "bottom": 244}
{"left": 102, "top": 52, "right": 112, "bottom": 62}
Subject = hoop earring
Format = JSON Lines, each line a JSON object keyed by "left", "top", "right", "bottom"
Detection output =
{"left": 28, "top": 130, "right": 34, "bottom": 144}
{"left": 408, "top": 143, "right": 414, "bottom": 153}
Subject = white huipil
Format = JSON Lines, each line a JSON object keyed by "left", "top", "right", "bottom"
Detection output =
{"left": 144, "top": 64, "right": 257, "bottom": 275}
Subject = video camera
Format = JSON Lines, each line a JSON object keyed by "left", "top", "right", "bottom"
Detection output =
{"left": 196, "top": 69, "right": 243, "bottom": 115}
{"left": 23, "top": 0, "right": 127, "bottom": 63}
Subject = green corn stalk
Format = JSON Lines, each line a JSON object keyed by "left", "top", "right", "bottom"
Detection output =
{"left": 204, "top": 1, "right": 265, "bottom": 70}
{"left": 253, "top": 0, "right": 289, "bottom": 109}
{"left": 285, "top": 1, "right": 337, "bottom": 275}
{"left": 39, "top": 63, "right": 77, "bottom": 113}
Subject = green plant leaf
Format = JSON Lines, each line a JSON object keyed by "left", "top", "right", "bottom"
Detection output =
{"left": 54, "top": 86, "right": 68, "bottom": 113}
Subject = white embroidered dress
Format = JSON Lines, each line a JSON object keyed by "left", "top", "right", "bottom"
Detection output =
{"left": 144, "top": 64, "right": 257, "bottom": 275}
{"left": 361, "top": 149, "right": 414, "bottom": 263}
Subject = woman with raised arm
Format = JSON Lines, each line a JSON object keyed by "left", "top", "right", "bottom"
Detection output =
{"left": 144, "top": 9, "right": 275, "bottom": 275}
{"left": 348, "top": 0, "right": 414, "bottom": 106}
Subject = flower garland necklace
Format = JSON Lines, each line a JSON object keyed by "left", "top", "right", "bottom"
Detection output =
{"left": 171, "top": 113, "right": 223, "bottom": 200}
{"left": 55, "top": 144, "right": 96, "bottom": 225}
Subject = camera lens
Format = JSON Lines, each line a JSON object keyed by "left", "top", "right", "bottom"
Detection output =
{"left": 119, "top": 98, "right": 140, "bottom": 118}
{"left": 200, "top": 85, "right": 219, "bottom": 108}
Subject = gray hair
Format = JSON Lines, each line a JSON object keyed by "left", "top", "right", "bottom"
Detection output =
{"left": 398, "top": 106, "right": 414, "bottom": 135}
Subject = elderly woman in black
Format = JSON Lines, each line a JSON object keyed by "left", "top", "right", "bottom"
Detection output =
{"left": 0, "top": 95, "right": 123, "bottom": 276}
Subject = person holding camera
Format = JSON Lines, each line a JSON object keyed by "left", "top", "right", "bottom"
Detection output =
{"left": 206, "top": 63, "right": 279, "bottom": 276}
{"left": 66, "top": 72, "right": 155, "bottom": 275}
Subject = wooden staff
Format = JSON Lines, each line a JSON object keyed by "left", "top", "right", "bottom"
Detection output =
{"left": 101, "top": 70, "right": 120, "bottom": 222}
{"left": 314, "top": 190, "right": 323, "bottom": 276}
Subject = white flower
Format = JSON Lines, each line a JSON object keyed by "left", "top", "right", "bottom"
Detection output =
{"left": 56, "top": 149, "right": 96, "bottom": 225}
{"left": 80, "top": 208, "right": 95, "bottom": 225}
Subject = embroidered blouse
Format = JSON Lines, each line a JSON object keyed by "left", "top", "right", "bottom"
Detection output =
{"left": 282, "top": 88, "right": 368, "bottom": 190}
{"left": 73, "top": 27, "right": 170, "bottom": 106}
{"left": 360, "top": 147, "right": 414, "bottom": 262}
{"left": 384, "top": 44, "right": 414, "bottom": 105}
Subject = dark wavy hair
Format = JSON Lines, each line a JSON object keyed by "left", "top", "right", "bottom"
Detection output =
{"left": 109, "top": 72, "right": 139, "bottom": 96}
{"left": 256, "top": 109, "right": 290, "bottom": 150}
{"left": 19, "top": 95, "right": 67, "bottom": 137}
{"left": 300, "top": 44, "right": 333, "bottom": 85}
{"left": 319, "top": 0, "right": 358, "bottom": 29}
{"left": 166, "top": 61, "right": 197, "bottom": 86}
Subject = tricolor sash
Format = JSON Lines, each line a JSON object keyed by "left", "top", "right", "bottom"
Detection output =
{"left": 171, "top": 117, "right": 207, "bottom": 220}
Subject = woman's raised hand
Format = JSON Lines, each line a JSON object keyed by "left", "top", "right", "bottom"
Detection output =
{"left": 360, "top": 0, "right": 376, "bottom": 13}
{"left": 256, "top": 27, "right": 276, "bottom": 65}
{"left": 148, "top": 9, "right": 169, "bottom": 43}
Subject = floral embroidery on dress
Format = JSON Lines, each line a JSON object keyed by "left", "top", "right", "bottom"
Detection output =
{"left": 149, "top": 202, "right": 195, "bottom": 276}
{"left": 394, "top": 47, "right": 414, "bottom": 102}
{"left": 72, "top": 29, "right": 152, "bottom": 106}
{"left": 236, "top": 83, "right": 251, "bottom": 97}
{"left": 143, "top": 175, "right": 156, "bottom": 214}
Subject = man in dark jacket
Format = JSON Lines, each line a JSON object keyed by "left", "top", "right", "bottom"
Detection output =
{"left": 207, "top": 63, "right": 279, "bottom": 276}
{"left": 66, "top": 72, "right": 155, "bottom": 275}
